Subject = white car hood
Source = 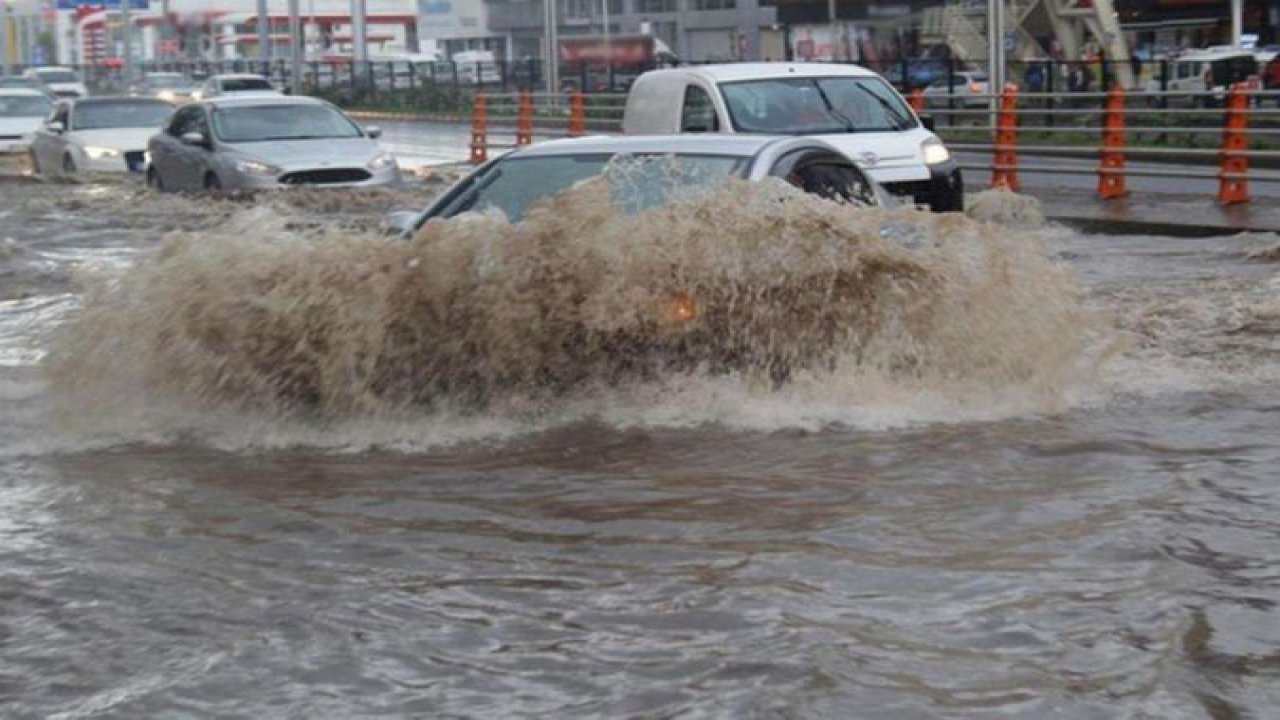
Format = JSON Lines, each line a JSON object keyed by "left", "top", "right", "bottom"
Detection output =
{"left": 67, "top": 128, "right": 156, "bottom": 151}
{"left": 812, "top": 126, "right": 934, "bottom": 170}
{"left": 0, "top": 117, "right": 43, "bottom": 136}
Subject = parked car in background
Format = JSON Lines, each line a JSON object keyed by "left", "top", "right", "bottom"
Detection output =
{"left": 1264, "top": 54, "right": 1280, "bottom": 94}
{"left": 622, "top": 63, "right": 963, "bottom": 211}
{"left": 391, "top": 134, "right": 886, "bottom": 234}
{"left": 191, "top": 74, "right": 279, "bottom": 101}
{"left": 922, "top": 71, "right": 990, "bottom": 109}
{"left": 452, "top": 51, "right": 502, "bottom": 85}
{"left": 0, "top": 89, "right": 55, "bottom": 154}
{"left": 1146, "top": 47, "right": 1260, "bottom": 105}
{"left": 29, "top": 97, "right": 174, "bottom": 175}
{"left": 0, "top": 76, "right": 55, "bottom": 98}
{"left": 146, "top": 95, "right": 399, "bottom": 191}
{"left": 132, "top": 72, "right": 199, "bottom": 104}
{"left": 22, "top": 67, "right": 88, "bottom": 99}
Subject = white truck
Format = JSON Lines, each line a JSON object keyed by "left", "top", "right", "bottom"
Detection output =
{"left": 622, "top": 63, "right": 963, "bottom": 211}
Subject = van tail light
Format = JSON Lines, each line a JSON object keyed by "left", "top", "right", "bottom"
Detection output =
{"left": 969, "top": 82, "right": 982, "bottom": 93}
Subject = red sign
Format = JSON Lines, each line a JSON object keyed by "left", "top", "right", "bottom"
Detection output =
{"left": 560, "top": 37, "right": 655, "bottom": 65}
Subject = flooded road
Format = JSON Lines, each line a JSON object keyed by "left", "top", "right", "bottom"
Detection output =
{"left": 2, "top": 164, "right": 1280, "bottom": 719}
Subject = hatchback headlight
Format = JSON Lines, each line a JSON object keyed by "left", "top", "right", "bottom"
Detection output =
{"left": 922, "top": 137, "right": 951, "bottom": 165}
{"left": 367, "top": 152, "right": 397, "bottom": 171}
{"left": 84, "top": 146, "right": 120, "bottom": 159}
{"left": 234, "top": 159, "right": 281, "bottom": 176}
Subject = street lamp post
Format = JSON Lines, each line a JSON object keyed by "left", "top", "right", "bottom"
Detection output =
{"left": 987, "top": 0, "right": 1005, "bottom": 104}
{"left": 122, "top": 0, "right": 133, "bottom": 85}
{"left": 544, "top": 0, "right": 558, "bottom": 95}
{"left": 828, "top": 0, "right": 838, "bottom": 60}
{"left": 1230, "top": 0, "right": 1243, "bottom": 48}
{"left": 1, "top": 2, "right": 11, "bottom": 78}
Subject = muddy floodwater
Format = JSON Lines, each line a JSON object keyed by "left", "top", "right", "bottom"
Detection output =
{"left": 2, "top": 163, "right": 1280, "bottom": 719}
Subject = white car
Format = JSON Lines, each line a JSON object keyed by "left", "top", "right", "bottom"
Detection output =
{"left": 0, "top": 89, "right": 54, "bottom": 154}
{"left": 922, "top": 71, "right": 990, "bottom": 109}
{"left": 622, "top": 63, "right": 963, "bottom": 211}
{"left": 29, "top": 97, "right": 175, "bottom": 176}
{"left": 23, "top": 66, "right": 89, "bottom": 99}
{"left": 191, "top": 74, "right": 280, "bottom": 101}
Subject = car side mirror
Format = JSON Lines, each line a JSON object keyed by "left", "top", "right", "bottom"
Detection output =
{"left": 47, "top": 121, "right": 64, "bottom": 133}
{"left": 181, "top": 131, "right": 208, "bottom": 147}
{"left": 381, "top": 210, "right": 419, "bottom": 237}
{"left": 365, "top": 125, "right": 382, "bottom": 139}
{"left": 919, "top": 114, "right": 936, "bottom": 131}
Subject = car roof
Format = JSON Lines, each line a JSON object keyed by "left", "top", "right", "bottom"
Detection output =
{"left": 211, "top": 73, "right": 274, "bottom": 81}
{"left": 63, "top": 96, "right": 171, "bottom": 106}
{"left": 666, "top": 62, "right": 879, "bottom": 83}
{"left": 1176, "top": 48, "right": 1257, "bottom": 61}
{"left": 0, "top": 88, "right": 48, "bottom": 97}
{"left": 508, "top": 134, "right": 815, "bottom": 159}
{"left": 204, "top": 94, "right": 320, "bottom": 108}
{"left": 28, "top": 66, "right": 75, "bottom": 72}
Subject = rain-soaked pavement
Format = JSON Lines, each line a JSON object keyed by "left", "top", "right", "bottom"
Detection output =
{"left": 2, "top": 156, "right": 1280, "bottom": 719}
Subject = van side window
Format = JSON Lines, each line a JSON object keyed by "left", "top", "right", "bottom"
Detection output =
{"left": 681, "top": 85, "right": 719, "bottom": 132}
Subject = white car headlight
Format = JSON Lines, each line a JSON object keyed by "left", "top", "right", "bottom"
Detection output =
{"left": 922, "top": 137, "right": 951, "bottom": 165}
{"left": 367, "top": 152, "right": 397, "bottom": 171}
{"left": 157, "top": 90, "right": 176, "bottom": 102}
{"left": 234, "top": 159, "right": 281, "bottom": 177}
{"left": 84, "top": 146, "right": 121, "bottom": 159}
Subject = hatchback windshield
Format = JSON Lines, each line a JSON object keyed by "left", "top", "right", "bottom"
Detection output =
{"left": 0, "top": 95, "right": 53, "bottom": 117}
{"left": 212, "top": 104, "right": 361, "bottom": 142}
{"left": 443, "top": 153, "right": 748, "bottom": 221}
{"left": 146, "top": 74, "right": 191, "bottom": 88}
{"left": 72, "top": 100, "right": 173, "bottom": 130}
{"left": 222, "top": 77, "right": 274, "bottom": 92}
{"left": 36, "top": 70, "right": 79, "bottom": 84}
{"left": 721, "top": 77, "right": 917, "bottom": 134}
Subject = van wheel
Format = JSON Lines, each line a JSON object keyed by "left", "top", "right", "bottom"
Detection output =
{"left": 62, "top": 154, "right": 77, "bottom": 175}
{"left": 204, "top": 173, "right": 222, "bottom": 191}
{"left": 146, "top": 166, "right": 164, "bottom": 191}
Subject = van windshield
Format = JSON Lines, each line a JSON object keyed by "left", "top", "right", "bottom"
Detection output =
{"left": 721, "top": 76, "right": 917, "bottom": 134}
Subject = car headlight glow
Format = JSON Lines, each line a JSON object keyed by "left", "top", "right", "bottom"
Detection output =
{"left": 157, "top": 90, "right": 176, "bottom": 102}
{"left": 234, "top": 159, "right": 282, "bottom": 176}
{"left": 922, "top": 138, "right": 951, "bottom": 165}
{"left": 367, "top": 152, "right": 397, "bottom": 171}
{"left": 84, "top": 146, "right": 120, "bottom": 159}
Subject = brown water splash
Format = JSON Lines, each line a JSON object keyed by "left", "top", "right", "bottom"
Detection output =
{"left": 46, "top": 179, "right": 1101, "bottom": 420}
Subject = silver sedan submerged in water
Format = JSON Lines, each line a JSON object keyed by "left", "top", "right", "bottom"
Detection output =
{"left": 146, "top": 95, "right": 400, "bottom": 192}
{"left": 391, "top": 134, "right": 888, "bottom": 235}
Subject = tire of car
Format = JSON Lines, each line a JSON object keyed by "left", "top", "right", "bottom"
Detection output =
{"left": 28, "top": 150, "right": 40, "bottom": 176}
{"left": 62, "top": 154, "right": 76, "bottom": 175}
{"left": 146, "top": 166, "right": 164, "bottom": 192}
{"left": 204, "top": 172, "right": 221, "bottom": 191}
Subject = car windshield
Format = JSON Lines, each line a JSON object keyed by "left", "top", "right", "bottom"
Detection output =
{"left": 36, "top": 71, "right": 79, "bottom": 84}
{"left": 72, "top": 100, "right": 173, "bottom": 130}
{"left": 444, "top": 153, "right": 748, "bottom": 221}
{"left": 0, "top": 95, "right": 53, "bottom": 117}
{"left": 721, "top": 77, "right": 917, "bottom": 134}
{"left": 222, "top": 77, "right": 274, "bottom": 92}
{"left": 212, "top": 104, "right": 362, "bottom": 142}
{"left": 0, "top": 78, "right": 41, "bottom": 90}
{"left": 147, "top": 75, "right": 190, "bottom": 88}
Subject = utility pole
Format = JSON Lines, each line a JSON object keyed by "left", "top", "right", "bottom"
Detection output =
{"left": 122, "top": 0, "right": 133, "bottom": 85}
{"left": 350, "top": 0, "right": 366, "bottom": 61}
{"left": 828, "top": 0, "right": 838, "bottom": 60}
{"left": 987, "top": 0, "right": 1005, "bottom": 104}
{"left": 257, "top": 0, "right": 270, "bottom": 64}
{"left": 543, "top": 0, "right": 558, "bottom": 95}
{"left": 1, "top": 2, "right": 9, "bottom": 77}
{"left": 288, "top": 0, "right": 301, "bottom": 92}
{"left": 1230, "top": 0, "right": 1243, "bottom": 48}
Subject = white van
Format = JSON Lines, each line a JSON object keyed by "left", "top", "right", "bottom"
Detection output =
{"left": 622, "top": 63, "right": 962, "bottom": 211}
{"left": 24, "top": 66, "right": 89, "bottom": 99}
{"left": 452, "top": 50, "right": 502, "bottom": 85}
{"left": 1147, "top": 48, "right": 1259, "bottom": 105}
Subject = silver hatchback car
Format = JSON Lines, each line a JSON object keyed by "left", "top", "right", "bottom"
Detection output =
{"left": 146, "top": 95, "right": 400, "bottom": 191}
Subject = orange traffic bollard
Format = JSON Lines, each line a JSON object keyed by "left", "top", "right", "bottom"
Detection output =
{"left": 568, "top": 91, "right": 585, "bottom": 137}
{"left": 516, "top": 91, "right": 534, "bottom": 146}
{"left": 469, "top": 92, "right": 488, "bottom": 164}
{"left": 908, "top": 88, "right": 924, "bottom": 113}
{"left": 990, "top": 86, "right": 1020, "bottom": 192}
{"left": 1097, "top": 86, "right": 1128, "bottom": 199}
{"left": 1217, "top": 84, "right": 1250, "bottom": 204}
